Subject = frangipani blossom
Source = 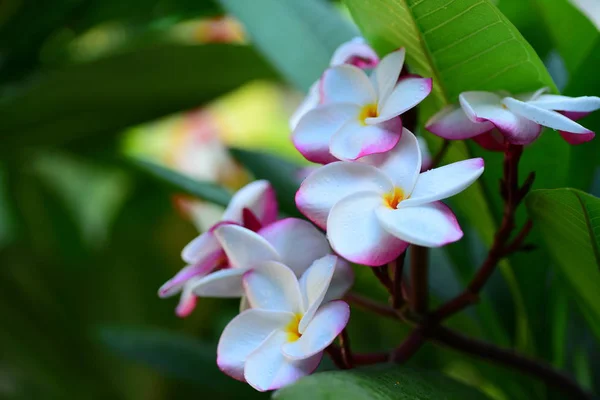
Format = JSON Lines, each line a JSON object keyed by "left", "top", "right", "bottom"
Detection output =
{"left": 426, "top": 89, "right": 600, "bottom": 146}
{"left": 290, "top": 37, "right": 379, "bottom": 130}
{"left": 158, "top": 180, "right": 277, "bottom": 317}
{"left": 189, "top": 221, "right": 354, "bottom": 305}
{"left": 293, "top": 48, "right": 432, "bottom": 162}
{"left": 218, "top": 255, "right": 350, "bottom": 391}
{"left": 296, "top": 128, "right": 484, "bottom": 266}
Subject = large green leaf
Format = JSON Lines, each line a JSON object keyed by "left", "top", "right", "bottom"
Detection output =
{"left": 526, "top": 189, "right": 600, "bottom": 341}
{"left": 131, "top": 158, "right": 232, "bottom": 207}
{"left": 274, "top": 365, "right": 490, "bottom": 400}
{"left": 0, "top": 44, "right": 277, "bottom": 153}
{"left": 217, "top": 0, "right": 357, "bottom": 91}
{"left": 229, "top": 148, "right": 303, "bottom": 218}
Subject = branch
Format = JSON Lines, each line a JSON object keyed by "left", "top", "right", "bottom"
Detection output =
{"left": 410, "top": 245, "right": 429, "bottom": 314}
{"left": 431, "top": 327, "right": 593, "bottom": 400}
{"left": 327, "top": 344, "right": 388, "bottom": 367}
{"left": 339, "top": 329, "right": 353, "bottom": 369}
{"left": 390, "top": 328, "right": 426, "bottom": 363}
{"left": 344, "top": 292, "right": 398, "bottom": 320}
{"left": 392, "top": 252, "right": 407, "bottom": 309}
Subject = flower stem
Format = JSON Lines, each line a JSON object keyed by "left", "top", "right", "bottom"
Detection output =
{"left": 392, "top": 252, "right": 406, "bottom": 309}
{"left": 431, "top": 327, "right": 593, "bottom": 400}
{"left": 339, "top": 329, "right": 353, "bottom": 369}
{"left": 431, "top": 139, "right": 451, "bottom": 167}
{"left": 344, "top": 292, "right": 398, "bottom": 320}
{"left": 410, "top": 245, "right": 429, "bottom": 315}
{"left": 390, "top": 328, "right": 426, "bottom": 363}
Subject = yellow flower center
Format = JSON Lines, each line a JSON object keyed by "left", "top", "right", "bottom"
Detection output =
{"left": 383, "top": 187, "right": 405, "bottom": 209}
{"left": 358, "top": 103, "right": 378, "bottom": 125}
{"left": 284, "top": 314, "right": 303, "bottom": 342}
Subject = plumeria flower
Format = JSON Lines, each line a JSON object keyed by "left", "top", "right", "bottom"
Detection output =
{"left": 217, "top": 255, "right": 350, "bottom": 391}
{"left": 158, "top": 180, "right": 277, "bottom": 317}
{"left": 426, "top": 89, "right": 600, "bottom": 146}
{"left": 296, "top": 128, "right": 484, "bottom": 266}
{"left": 290, "top": 37, "right": 379, "bottom": 130}
{"left": 293, "top": 48, "right": 432, "bottom": 163}
{"left": 188, "top": 221, "right": 354, "bottom": 306}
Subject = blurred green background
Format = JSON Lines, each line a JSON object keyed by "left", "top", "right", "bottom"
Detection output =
{"left": 1, "top": 0, "right": 599, "bottom": 399}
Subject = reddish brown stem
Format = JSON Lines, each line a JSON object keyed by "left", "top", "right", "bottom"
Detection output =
{"left": 372, "top": 265, "right": 393, "bottom": 293}
{"left": 431, "top": 327, "right": 593, "bottom": 400}
{"left": 431, "top": 139, "right": 451, "bottom": 168}
{"left": 327, "top": 344, "right": 388, "bottom": 367}
{"left": 339, "top": 329, "right": 353, "bottom": 369}
{"left": 344, "top": 292, "right": 398, "bottom": 320}
{"left": 392, "top": 252, "right": 407, "bottom": 309}
{"left": 390, "top": 328, "right": 426, "bottom": 363}
{"left": 410, "top": 245, "right": 429, "bottom": 314}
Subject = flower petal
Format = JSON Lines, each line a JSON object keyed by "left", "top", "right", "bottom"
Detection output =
{"left": 181, "top": 230, "right": 222, "bottom": 264}
{"left": 292, "top": 103, "right": 359, "bottom": 164}
{"left": 282, "top": 301, "right": 350, "bottom": 360}
{"left": 360, "top": 127, "right": 421, "bottom": 192}
{"left": 425, "top": 104, "right": 494, "bottom": 140}
{"left": 371, "top": 48, "right": 405, "bottom": 103}
{"left": 460, "top": 92, "right": 543, "bottom": 144}
{"left": 243, "top": 261, "right": 303, "bottom": 314}
{"left": 330, "top": 118, "right": 402, "bottom": 161}
{"left": 297, "top": 255, "right": 337, "bottom": 332}
{"left": 559, "top": 130, "right": 596, "bottom": 145}
{"left": 191, "top": 268, "right": 247, "bottom": 297}
{"left": 376, "top": 202, "right": 463, "bottom": 247}
{"left": 327, "top": 191, "right": 409, "bottom": 266}
{"left": 330, "top": 37, "right": 379, "bottom": 68}
{"left": 290, "top": 81, "right": 320, "bottom": 130}
{"left": 528, "top": 94, "right": 600, "bottom": 112}
{"left": 222, "top": 180, "right": 278, "bottom": 226}
{"left": 159, "top": 257, "right": 221, "bottom": 298}
{"left": 175, "top": 283, "right": 198, "bottom": 317}
{"left": 471, "top": 129, "right": 506, "bottom": 152}
{"left": 296, "top": 162, "right": 392, "bottom": 229}
{"left": 503, "top": 97, "right": 594, "bottom": 134}
{"left": 217, "top": 309, "right": 292, "bottom": 381}
{"left": 214, "top": 224, "right": 280, "bottom": 269}
{"left": 401, "top": 158, "right": 484, "bottom": 207}
{"left": 323, "top": 257, "right": 354, "bottom": 304}
{"left": 244, "top": 330, "right": 322, "bottom": 392}
{"left": 370, "top": 76, "right": 432, "bottom": 122}
{"left": 259, "top": 218, "right": 331, "bottom": 277}
{"left": 321, "top": 65, "right": 376, "bottom": 105}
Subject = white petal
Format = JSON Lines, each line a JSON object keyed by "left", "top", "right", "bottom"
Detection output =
{"left": 377, "top": 202, "right": 463, "bottom": 247}
{"left": 181, "top": 230, "right": 222, "bottom": 264}
{"left": 292, "top": 103, "right": 359, "bottom": 164}
{"left": 360, "top": 127, "right": 421, "bottom": 192}
{"left": 290, "top": 82, "right": 320, "bottom": 130}
{"left": 243, "top": 261, "right": 303, "bottom": 314}
{"left": 329, "top": 118, "right": 401, "bottom": 161}
{"left": 321, "top": 65, "right": 376, "bottom": 105}
{"left": 371, "top": 48, "right": 405, "bottom": 103}
{"left": 425, "top": 104, "right": 494, "bottom": 140}
{"left": 327, "top": 191, "right": 409, "bottom": 266}
{"left": 190, "top": 268, "right": 246, "bottom": 297}
{"left": 244, "top": 330, "right": 322, "bottom": 392}
{"left": 282, "top": 301, "right": 350, "bottom": 360}
{"left": 174, "top": 282, "right": 198, "bottom": 317}
{"left": 259, "top": 218, "right": 331, "bottom": 277}
{"left": 503, "top": 97, "right": 593, "bottom": 134}
{"left": 222, "top": 180, "right": 278, "bottom": 226}
{"left": 296, "top": 162, "right": 392, "bottom": 229}
{"left": 217, "top": 309, "right": 292, "bottom": 381}
{"left": 459, "top": 91, "right": 542, "bottom": 144}
{"left": 158, "top": 258, "right": 220, "bottom": 298}
{"left": 401, "top": 158, "right": 484, "bottom": 207}
{"left": 214, "top": 224, "right": 280, "bottom": 269}
{"left": 297, "top": 255, "right": 337, "bottom": 333}
{"left": 323, "top": 257, "right": 354, "bottom": 304}
{"left": 371, "top": 76, "right": 432, "bottom": 122}
{"left": 330, "top": 37, "right": 379, "bottom": 67}
{"left": 240, "top": 296, "right": 251, "bottom": 312}
{"left": 528, "top": 94, "right": 600, "bottom": 112}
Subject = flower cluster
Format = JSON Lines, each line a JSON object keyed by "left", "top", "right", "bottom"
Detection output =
{"left": 159, "top": 37, "right": 600, "bottom": 392}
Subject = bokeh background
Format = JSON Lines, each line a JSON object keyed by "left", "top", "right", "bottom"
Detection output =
{"left": 1, "top": 0, "right": 599, "bottom": 399}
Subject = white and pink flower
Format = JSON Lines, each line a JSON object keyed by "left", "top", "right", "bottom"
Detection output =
{"left": 296, "top": 128, "right": 484, "bottom": 266}
{"left": 217, "top": 255, "right": 350, "bottom": 391}
{"left": 426, "top": 89, "right": 600, "bottom": 146}
{"left": 292, "top": 48, "right": 432, "bottom": 163}
{"left": 290, "top": 37, "right": 379, "bottom": 130}
{"left": 158, "top": 180, "right": 277, "bottom": 316}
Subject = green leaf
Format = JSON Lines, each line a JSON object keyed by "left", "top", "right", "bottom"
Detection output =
{"left": 97, "top": 326, "right": 263, "bottom": 398}
{"left": 273, "top": 365, "right": 490, "bottom": 400}
{"left": 526, "top": 189, "right": 600, "bottom": 341}
{"left": 131, "top": 157, "right": 232, "bottom": 207}
{"left": 217, "top": 0, "right": 358, "bottom": 91}
{"left": 0, "top": 44, "right": 277, "bottom": 153}
{"left": 229, "top": 148, "right": 302, "bottom": 218}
